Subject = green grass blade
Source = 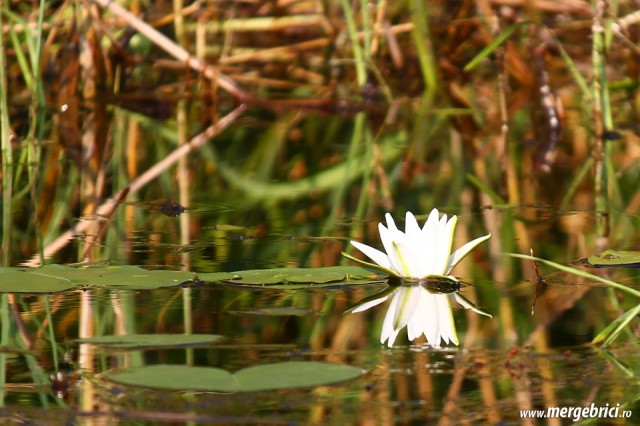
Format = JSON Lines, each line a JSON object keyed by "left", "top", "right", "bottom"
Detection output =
{"left": 464, "top": 22, "right": 528, "bottom": 72}
{"left": 593, "top": 303, "right": 640, "bottom": 347}
{"left": 507, "top": 253, "right": 640, "bottom": 299}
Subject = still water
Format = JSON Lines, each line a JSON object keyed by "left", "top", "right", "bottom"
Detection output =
{"left": 2, "top": 206, "right": 640, "bottom": 425}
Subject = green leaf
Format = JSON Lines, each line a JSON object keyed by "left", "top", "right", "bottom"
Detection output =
{"left": 507, "top": 253, "right": 640, "bottom": 299}
{"left": 39, "top": 265, "right": 195, "bottom": 289}
{"left": 586, "top": 249, "right": 640, "bottom": 267}
{"left": 228, "top": 307, "right": 314, "bottom": 316}
{"left": 76, "top": 334, "right": 225, "bottom": 349}
{"left": 0, "top": 265, "right": 195, "bottom": 293}
{"left": 592, "top": 304, "right": 640, "bottom": 347}
{"left": 200, "top": 266, "right": 385, "bottom": 288}
{"left": 464, "top": 22, "right": 528, "bottom": 71}
{"left": 106, "top": 361, "right": 365, "bottom": 392}
{"left": 0, "top": 265, "right": 384, "bottom": 293}
{"left": 0, "top": 267, "right": 76, "bottom": 293}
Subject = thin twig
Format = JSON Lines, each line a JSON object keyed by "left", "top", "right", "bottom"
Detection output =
{"left": 20, "top": 104, "right": 248, "bottom": 267}
{"left": 91, "top": 0, "right": 248, "bottom": 100}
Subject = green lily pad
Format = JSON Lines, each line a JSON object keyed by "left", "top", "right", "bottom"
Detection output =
{"left": 0, "top": 267, "right": 76, "bottom": 293}
{"left": 106, "top": 361, "right": 365, "bottom": 392}
{"left": 76, "top": 334, "right": 224, "bottom": 349}
{"left": 39, "top": 265, "right": 195, "bottom": 289}
{"left": 228, "top": 307, "right": 314, "bottom": 316}
{"left": 198, "top": 266, "right": 385, "bottom": 288}
{"left": 0, "top": 265, "right": 195, "bottom": 293}
{"left": 586, "top": 249, "right": 640, "bottom": 268}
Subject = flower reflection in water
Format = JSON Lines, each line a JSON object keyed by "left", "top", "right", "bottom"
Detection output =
{"left": 343, "top": 209, "right": 492, "bottom": 347}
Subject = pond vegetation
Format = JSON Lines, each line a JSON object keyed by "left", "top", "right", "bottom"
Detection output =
{"left": 1, "top": 0, "right": 640, "bottom": 424}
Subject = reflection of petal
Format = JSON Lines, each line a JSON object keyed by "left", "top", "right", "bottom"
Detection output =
{"left": 351, "top": 297, "right": 390, "bottom": 313}
{"left": 447, "top": 233, "right": 492, "bottom": 274}
{"left": 348, "top": 287, "right": 396, "bottom": 313}
{"left": 392, "top": 286, "right": 421, "bottom": 331}
{"left": 452, "top": 292, "right": 493, "bottom": 317}
{"left": 407, "top": 287, "right": 430, "bottom": 341}
{"left": 421, "top": 292, "right": 439, "bottom": 346}
{"left": 350, "top": 240, "right": 393, "bottom": 270}
{"left": 380, "top": 292, "right": 400, "bottom": 345}
{"left": 436, "top": 294, "right": 458, "bottom": 345}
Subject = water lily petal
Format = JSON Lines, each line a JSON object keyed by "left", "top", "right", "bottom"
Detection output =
{"left": 407, "top": 287, "right": 430, "bottom": 341}
{"left": 349, "top": 240, "right": 393, "bottom": 270}
{"left": 349, "top": 292, "right": 393, "bottom": 313}
{"left": 385, "top": 328, "right": 402, "bottom": 347}
{"left": 406, "top": 310, "right": 421, "bottom": 341}
{"left": 404, "top": 211, "right": 422, "bottom": 251}
{"left": 436, "top": 294, "right": 459, "bottom": 345}
{"left": 420, "top": 291, "right": 440, "bottom": 346}
{"left": 384, "top": 213, "right": 401, "bottom": 234}
{"left": 380, "top": 291, "right": 400, "bottom": 344}
{"left": 452, "top": 292, "right": 493, "bottom": 317}
{"left": 422, "top": 208, "right": 440, "bottom": 233}
{"left": 420, "top": 209, "right": 440, "bottom": 275}
{"left": 392, "top": 286, "right": 421, "bottom": 331}
{"left": 446, "top": 233, "right": 492, "bottom": 274}
{"left": 340, "top": 251, "right": 398, "bottom": 277}
{"left": 378, "top": 223, "right": 400, "bottom": 272}
{"left": 432, "top": 215, "right": 457, "bottom": 276}
{"left": 404, "top": 212, "right": 431, "bottom": 277}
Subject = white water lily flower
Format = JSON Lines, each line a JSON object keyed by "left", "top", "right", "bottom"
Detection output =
{"left": 343, "top": 209, "right": 492, "bottom": 347}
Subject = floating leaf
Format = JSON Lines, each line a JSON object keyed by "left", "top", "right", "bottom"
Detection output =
{"left": 107, "top": 361, "right": 365, "bottom": 392}
{"left": 40, "top": 265, "right": 195, "bottom": 289}
{"left": 0, "top": 267, "right": 76, "bottom": 293}
{"left": 586, "top": 250, "right": 640, "bottom": 268}
{"left": 228, "top": 307, "right": 314, "bottom": 316}
{"left": 0, "top": 265, "right": 195, "bottom": 293}
{"left": 109, "top": 365, "right": 235, "bottom": 392}
{"left": 233, "top": 361, "right": 364, "bottom": 391}
{"left": 199, "top": 266, "right": 385, "bottom": 288}
{"left": 77, "top": 334, "right": 224, "bottom": 349}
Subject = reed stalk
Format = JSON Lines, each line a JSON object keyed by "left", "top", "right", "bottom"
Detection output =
{"left": 339, "top": 0, "right": 366, "bottom": 87}
{"left": 0, "top": 295, "right": 8, "bottom": 406}
{"left": 592, "top": 0, "right": 612, "bottom": 247}
{"left": 44, "top": 296, "right": 59, "bottom": 370}
{"left": 0, "top": 1, "right": 13, "bottom": 266}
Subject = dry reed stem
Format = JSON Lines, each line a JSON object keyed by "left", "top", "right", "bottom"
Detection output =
{"left": 489, "top": 0, "right": 592, "bottom": 14}
{"left": 21, "top": 104, "right": 248, "bottom": 267}
{"left": 192, "top": 15, "right": 328, "bottom": 33}
{"left": 91, "top": 0, "right": 248, "bottom": 100}
{"left": 219, "top": 38, "right": 330, "bottom": 65}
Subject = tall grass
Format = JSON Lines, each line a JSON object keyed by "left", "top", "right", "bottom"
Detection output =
{"left": 0, "top": 1, "right": 637, "bottom": 350}
{"left": 0, "top": 2, "right": 13, "bottom": 267}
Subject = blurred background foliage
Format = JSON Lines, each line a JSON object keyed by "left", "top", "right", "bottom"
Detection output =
{"left": 2, "top": 1, "right": 640, "bottom": 422}
{"left": 3, "top": 0, "right": 640, "bottom": 272}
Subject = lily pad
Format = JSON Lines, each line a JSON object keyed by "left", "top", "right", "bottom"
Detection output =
{"left": 38, "top": 265, "right": 195, "bottom": 289}
{"left": 228, "top": 307, "right": 314, "bottom": 316}
{"left": 76, "top": 334, "right": 224, "bottom": 349}
{"left": 198, "top": 266, "right": 385, "bottom": 288}
{"left": 106, "top": 361, "right": 365, "bottom": 392}
{"left": 0, "top": 265, "right": 195, "bottom": 293}
{"left": 586, "top": 250, "right": 640, "bottom": 268}
{"left": 0, "top": 267, "right": 76, "bottom": 293}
